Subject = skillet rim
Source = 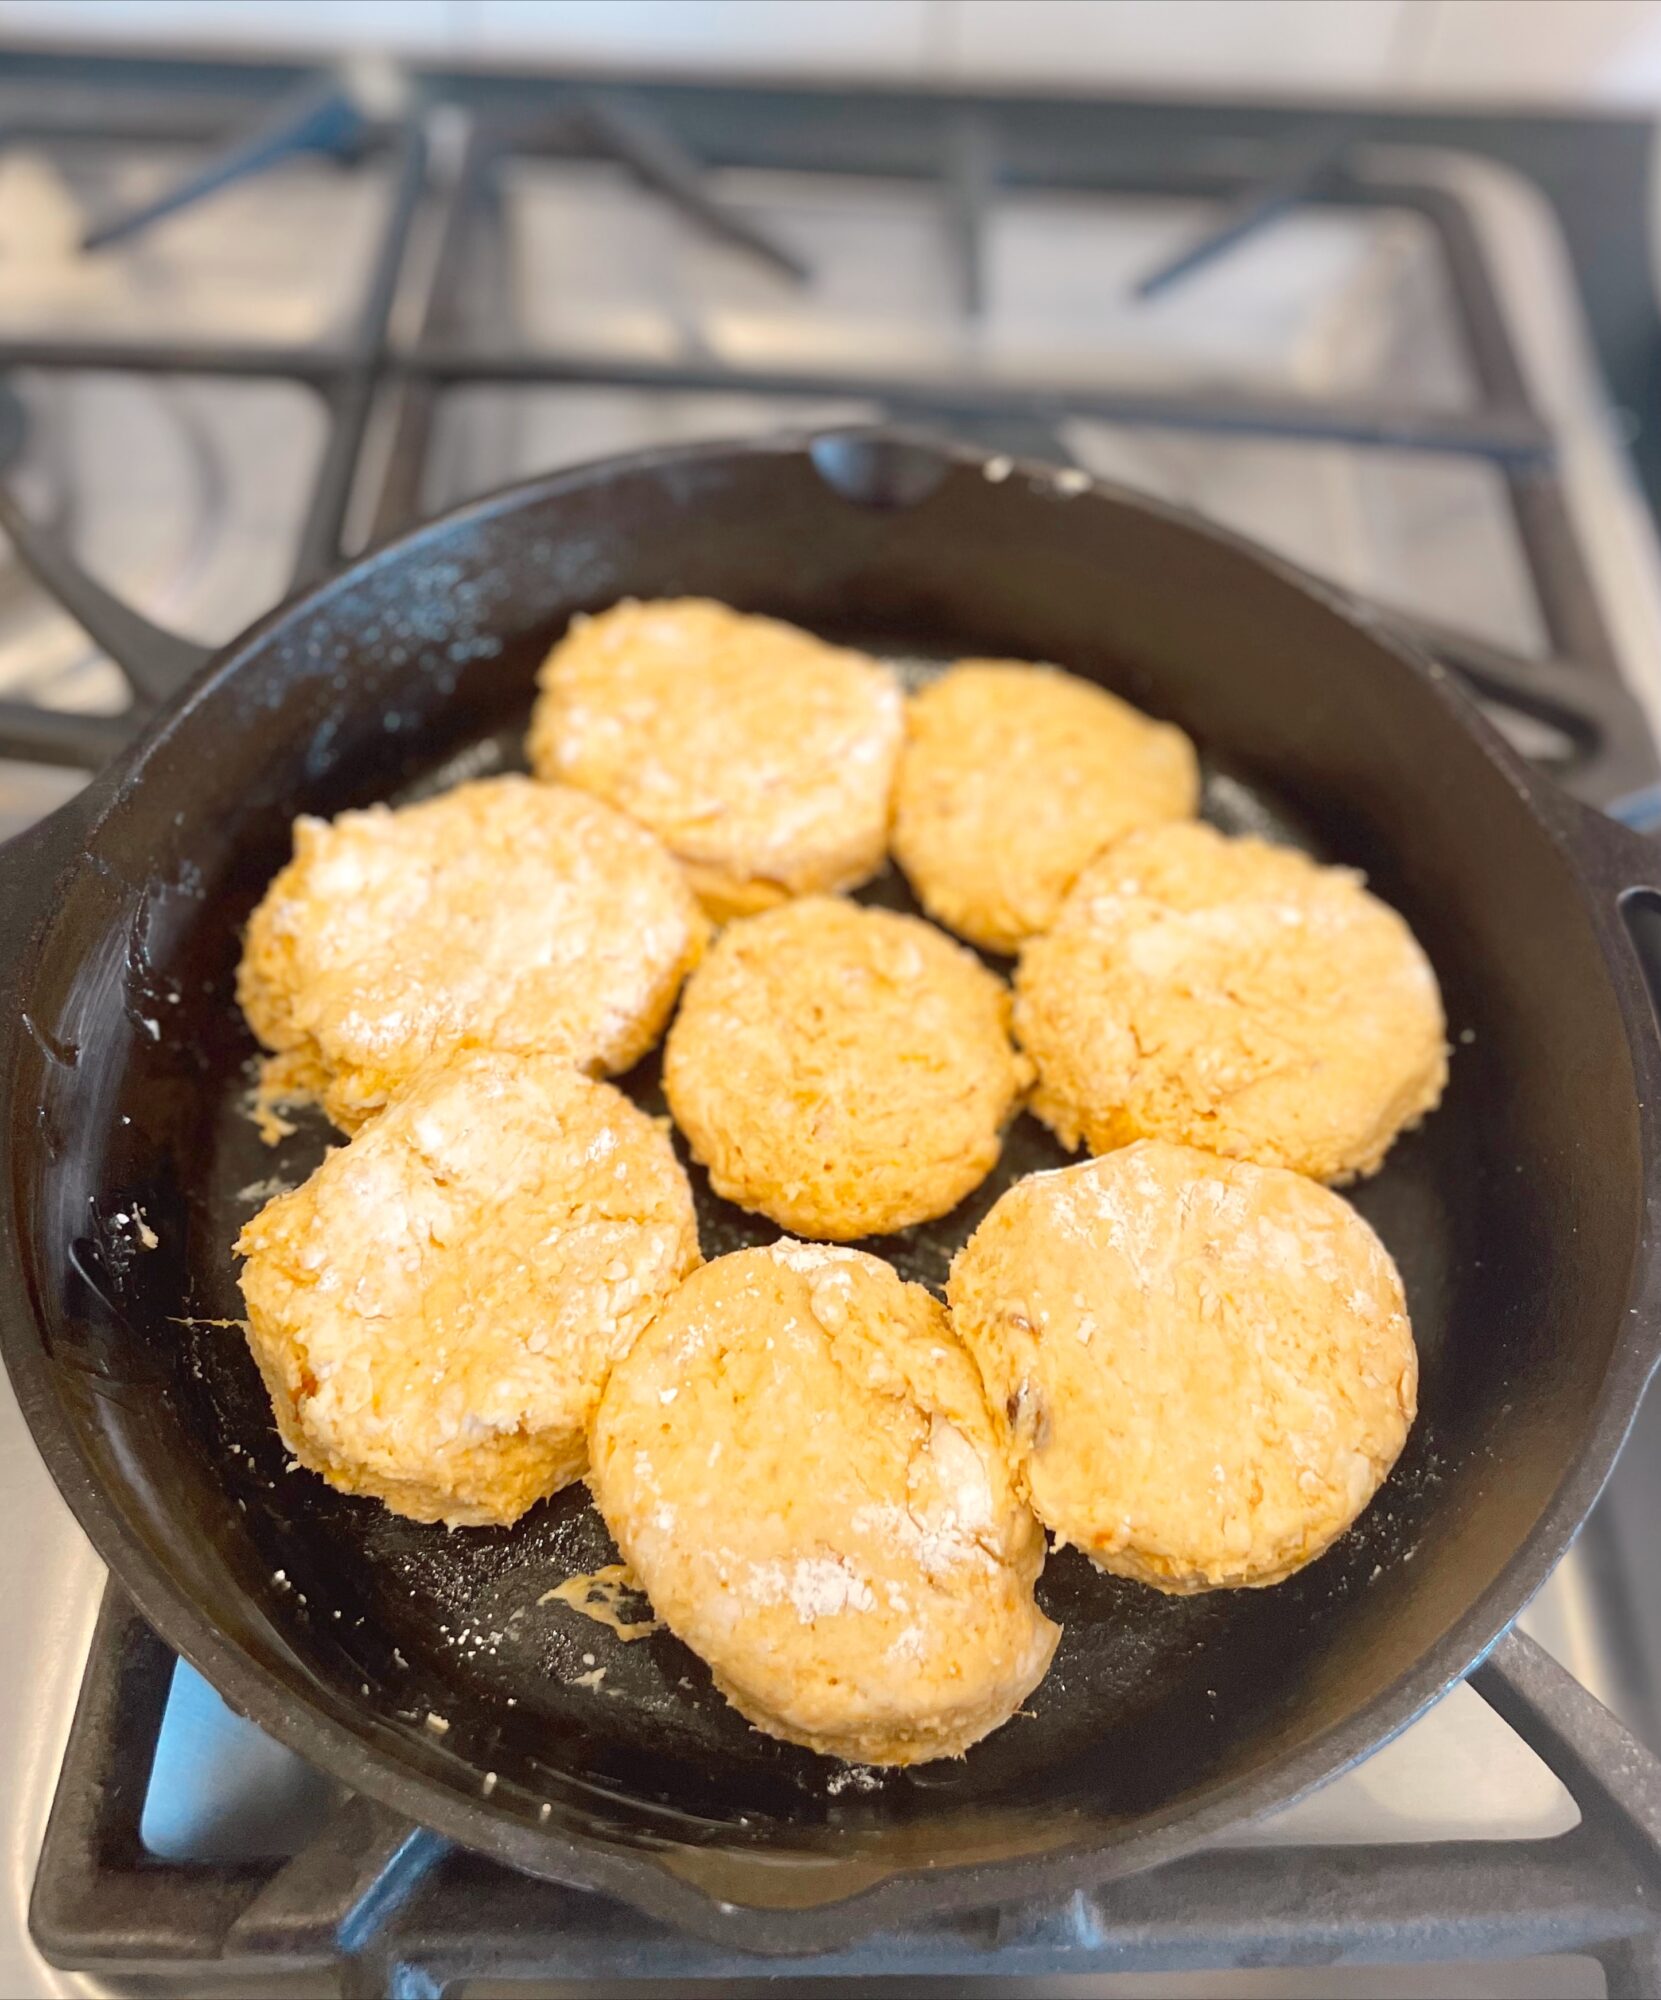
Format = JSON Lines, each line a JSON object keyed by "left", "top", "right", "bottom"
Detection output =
{"left": 2, "top": 426, "right": 1660, "bottom": 1952}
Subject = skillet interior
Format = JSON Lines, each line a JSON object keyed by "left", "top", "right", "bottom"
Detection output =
{"left": 5, "top": 435, "right": 1647, "bottom": 1897}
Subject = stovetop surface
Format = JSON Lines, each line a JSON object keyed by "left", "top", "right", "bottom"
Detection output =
{"left": 0, "top": 52, "right": 1659, "bottom": 2000}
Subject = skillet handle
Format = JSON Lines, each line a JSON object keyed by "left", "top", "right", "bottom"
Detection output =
{"left": 1548, "top": 787, "right": 1661, "bottom": 1390}
{"left": 1556, "top": 789, "right": 1661, "bottom": 1077}
{"left": 1562, "top": 785, "right": 1661, "bottom": 893}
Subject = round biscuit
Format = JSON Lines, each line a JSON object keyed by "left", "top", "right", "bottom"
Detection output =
{"left": 892, "top": 660, "right": 1200, "bottom": 953}
{"left": 528, "top": 598, "right": 904, "bottom": 921}
{"left": 588, "top": 1241, "right": 1058, "bottom": 1763}
{"left": 236, "top": 1051, "right": 700, "bottom": 1528}
{"left": 664, "top": 896, "right": 1031, "bottom": 1240}
{"left": 947, "top": 1140, "right": 1418, "bottom": 1591}
{"left": 238, "top": 774, "right": 705, "bottom": 1132}
{"left": 1014, "top": 821, "right": 1447, "bottom": 1182}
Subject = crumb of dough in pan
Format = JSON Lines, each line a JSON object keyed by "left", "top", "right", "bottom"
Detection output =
{"left": 236, "top": 1050, "right": 700, "bottom": 1529}
{"left": 664, "top": 896, "right": 1032, "bottom": 1241}
{"left": 528, "top": 598, "right": 904, "bottom": 923}
{"left": 237, "top": 775, "right": 706, "bottom": 1135}
{"left": 1014, "top": 821, "right": 1447, "bottom": 1184}
{"left": 947, "top": 1140, "right": 1417, "bottom": 1593}
{"left": 892, "top": 660, "right": 1200, "bottom": 954}
{"left": 539, "top": 1565, "right": 663, "bottom": 1641}
{"left": 245, "top": 1045, "right": 327, "bottom": 1146}
{"left": 588, "top": 1242, "right": 1058, "bottom": 1765}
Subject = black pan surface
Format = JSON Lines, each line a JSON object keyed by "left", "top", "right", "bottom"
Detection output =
{"left": 3, "top": 430, "right": 1660, "bottom": 1948}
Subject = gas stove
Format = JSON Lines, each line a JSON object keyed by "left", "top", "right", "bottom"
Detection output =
{"left": 0, "top": 48, "right": 1659, "bottom": 1999}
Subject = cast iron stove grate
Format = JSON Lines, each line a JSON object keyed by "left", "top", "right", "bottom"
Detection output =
{"left": 0, "top": 52, "right": 1654, "bottom": 814}
{"left": 30, "top": 1592, "right": 1661, "bottom": 1995}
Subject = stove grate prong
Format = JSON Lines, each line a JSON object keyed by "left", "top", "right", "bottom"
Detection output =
{"left": 79, "top": 69, "right": 388, "bottom": 256}
{"left": 0, "top": 487, "right": 211, "bottom": 706}
{"left": 1132, "top": 121, "right": 1355, "bottom": 301}
{"left": 575, "top": 90, "right": 811, "bottom": 285}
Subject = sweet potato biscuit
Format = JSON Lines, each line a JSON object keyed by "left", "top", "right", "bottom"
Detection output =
{"left": 528, "top": 598, "right": 904, "bottom": 921}
{"left": 663, "top": 896, "right": 1031, "bottom": 1240}
{"left": 238, "top": 775, "right": 705, "bottom": 1133}
{"left": 589, "top": 1241, "right": 1058, "bottom": 1762}
{"left": 892, "top": 660, "right": 1200, "bottom": 953}
{"left": 236, "top": 1051, "right": 700, "bottom": 1528}
{"left": 1015, "top": 821, "right": 1446, "bottom": 1183}
{"left": 947, "top": 1141, "right": 1417, "bottom": 1592}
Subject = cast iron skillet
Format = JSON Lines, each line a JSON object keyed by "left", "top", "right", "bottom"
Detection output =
{"left": 2, "top": 428, "right": 1661, "bottom": 1952}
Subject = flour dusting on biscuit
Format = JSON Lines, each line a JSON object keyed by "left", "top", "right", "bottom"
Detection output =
{"left": 530, "top": 598, "right": 903, "bottom": 921}
{"left": 589, "top": 1242, "right": 1057, "bottom": 1763}
{"left": 948, "top": 1140, "right": 1417, "bottom": 1592}
{"left": 238, "top": 774, "right": 704, "bottom": 1133}
{"left": 237, "top": 1051, "right": 699, "bottom": 1527}
{"left": 1015, "top": 821, "right": 1446, "bottom": 1182}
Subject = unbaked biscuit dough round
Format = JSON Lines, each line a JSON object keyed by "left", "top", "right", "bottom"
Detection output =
{"left": 1015, "top": 821, "right": 1447, "bottom": 1183}
{"left": 588, "top": 1241, "right": 1058, "bottom": 1763}
{"left": 663, "top": 896, "right": 1031, "bottom": 1240}
{"left": 528, "top": 598, "right": 904, "bottom": 922}
{"left": 238, "top": 774, "right": 705, "bottom": 1133}
{"left": 236, "top": 1051, "right": 700, "bottom": 1528}
{"left": 947, "top": 1141, "right": 1417, "bottom": 1592}
{"left": 892, "top": 660, "right": 1200, "bottom": 953}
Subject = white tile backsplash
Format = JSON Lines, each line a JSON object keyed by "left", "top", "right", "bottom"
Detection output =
{"left": 463, "top": 0, "right": 936, "bottom": 73}
{"left": 945, "top": 0, "right": 1412, "bottom": 93}
{"left": 1404, "top": 0, "right": 1661, "bottom": 105}
{"left": 0, "top": 0, "right": 461, "bottom": 53}
{"left": 3, "top": 0, "right": 1661, "bottom": 106}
